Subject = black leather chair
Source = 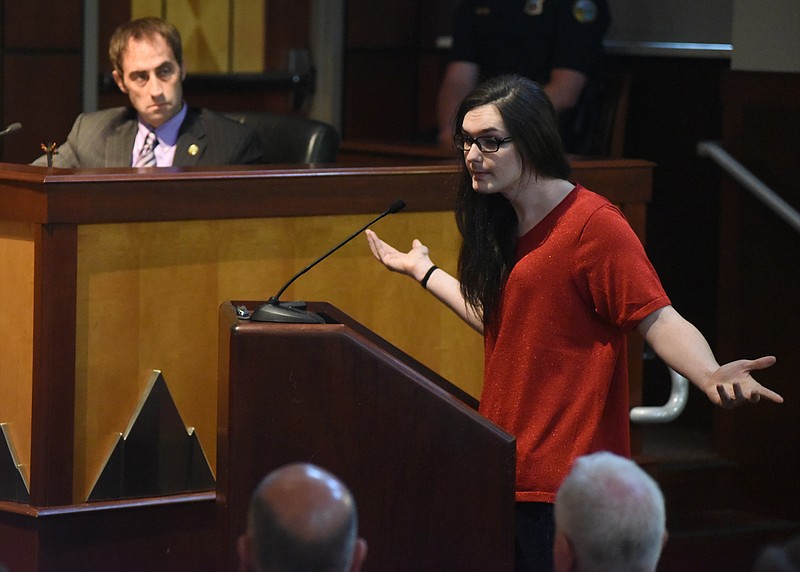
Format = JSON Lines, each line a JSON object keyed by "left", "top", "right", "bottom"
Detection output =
{"left": 224, "top": 112, "right": 340, "bottom": 164}
{"left": 560, "top": 71, "right": 631, "bottom": 157}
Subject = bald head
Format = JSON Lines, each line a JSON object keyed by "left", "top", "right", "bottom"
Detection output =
{"left": 244, "top": 463, "right": 362, "bottom": 572}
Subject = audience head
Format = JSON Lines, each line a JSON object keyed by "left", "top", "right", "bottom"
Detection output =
{"left": 753, "top": 535, "right": 800, "bottom": 572}
{"left": 554, "top": 451, "right": 667, "bottom": 572}
{"left": 109, "top": 17, "right": 185, "bottom": 128}
{"left": 238, "top": 462, "right": 367, "bottom": 572}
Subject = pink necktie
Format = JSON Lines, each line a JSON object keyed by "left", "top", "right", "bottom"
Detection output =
{"left": 135, "top": 130, "right": 158, "bottom": 167}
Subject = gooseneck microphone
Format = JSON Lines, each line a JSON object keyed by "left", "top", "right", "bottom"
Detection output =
{"left": 248, "top": 198, "right": 407, "bottom": 323}
{"left": 0, "top": 122, "right": 22, "bottom": 137}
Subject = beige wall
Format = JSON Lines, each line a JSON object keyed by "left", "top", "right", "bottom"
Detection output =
{"left": 732, "top": 0, "right": 800, "bottom": 72}
{"left": 603, "top": 0, "right": 800, "bottom": 72}
{"left": 607, "top": 0, "right": 733, "bottom": 45}
{"left": 131, "top": 0, "right": 265, "bottom": 72}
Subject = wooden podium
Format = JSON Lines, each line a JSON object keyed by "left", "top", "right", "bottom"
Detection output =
{"left": 217, "top": 301, "right": 516, "bottom": 571}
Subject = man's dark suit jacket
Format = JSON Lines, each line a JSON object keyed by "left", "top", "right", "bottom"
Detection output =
{"left": 32, "top": 106, "right": 264, "bottom": 167}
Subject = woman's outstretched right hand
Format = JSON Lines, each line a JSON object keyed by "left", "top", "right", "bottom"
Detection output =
{"left": 366, "top": 229, "right": 483, "bottom": 332}
{"left": 365, "top": 229, "right": 434, "bottom": 282}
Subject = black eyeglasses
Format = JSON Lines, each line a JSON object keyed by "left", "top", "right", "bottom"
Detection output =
{"left": 453, "top": 133, "right": 513, "bottom": 153}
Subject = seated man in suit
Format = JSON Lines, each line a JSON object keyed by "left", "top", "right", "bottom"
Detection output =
{"left": 33, "top": 17, "right": 263, "bottom": 167}
{"left": 237, "top": 463, "right": 368, "bottom": 572}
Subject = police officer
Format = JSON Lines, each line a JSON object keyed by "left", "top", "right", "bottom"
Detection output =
{"left": 437, "top": 0, "right": 611, "bottom": 152}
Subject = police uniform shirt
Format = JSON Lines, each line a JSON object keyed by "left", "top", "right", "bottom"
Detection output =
{"left": 449, "top": 0, "right": 611, "bottom": 84}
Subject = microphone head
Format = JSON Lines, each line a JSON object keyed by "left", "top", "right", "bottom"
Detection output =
{"left": 387, "top": 199, "right": 406, "bottom": 214}
{"left": 0, "top": 122, "right": 22, "bottom": 135}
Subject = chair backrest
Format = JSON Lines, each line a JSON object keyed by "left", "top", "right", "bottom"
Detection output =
{"left": 224, "top": 112, "right": 340, "bottom": 164}
{"left": 595, "top": 71, "right": 631, "bottom": 158}
{"left": 561, "top": 70, "right": 632, "bottom": 158}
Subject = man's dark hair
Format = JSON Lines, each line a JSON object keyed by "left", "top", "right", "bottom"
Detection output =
{"left": 109, "top": 17, "right": 183, "bottom": 74}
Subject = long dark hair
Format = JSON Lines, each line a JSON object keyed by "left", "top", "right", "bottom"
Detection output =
{"left": 453, "top": 75, "right": 571, "bottom": 327}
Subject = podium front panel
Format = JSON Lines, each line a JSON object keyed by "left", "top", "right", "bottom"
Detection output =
{"left": 217, "top": 303, "right": 516, "bottom": 572}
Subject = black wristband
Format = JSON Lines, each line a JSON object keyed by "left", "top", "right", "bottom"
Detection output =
{"left": 420, "top": 265, "right": 439, "bottom": 289}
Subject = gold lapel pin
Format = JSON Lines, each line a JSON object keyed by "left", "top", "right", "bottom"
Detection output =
{"left": 188, "top": 144, "right": 199, "bottom": 156}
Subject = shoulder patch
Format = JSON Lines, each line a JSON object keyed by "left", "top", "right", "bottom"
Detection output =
{"left": 573, "top": 0, "right": 598, "bottom": 23}
{"left": 524, "top": 0, "right": 545, "bottom": 16}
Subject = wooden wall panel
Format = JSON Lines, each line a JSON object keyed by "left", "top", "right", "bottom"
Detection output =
{"left": 72, "top": 211, "right": 483, "bottom": 499}
{"left": 0, "top": 1, "right": 83, "bottom": 163}
{"left": 418, "top": 52, "right": 449, "bottom": 139}
{"left": 31, "top": 223, "right": 78, "bottom": 506}
{"left": 346, "top": 1, "right": 416, "bottom": 48}
{"left": 1, "top": 53, "right": 83, "bottom": 164}
{"left": 714, "top": 71, "right": 800, "bottom": 521}
{"left": 344, "top": 52, "right": 418, "bottom": 139}
{"left": 418, "top": 0, "right": 460, "bottom": 47}
{"left": 0, "top": 222, "right": 36, "bottom": 489}
{"left": 2, "top": 4, "right": 82, "bottom": 49}
{"left": 264, "top": 0, "right": 311, "bottom": 70}
{"left": 342, "top": 0, "right": 455, "bottom": 140}
{"left": 99, "top": 1, "right": 132, "bottom": 73}
{"left": 0, "top": 494, "right": 216, "bottom": 572}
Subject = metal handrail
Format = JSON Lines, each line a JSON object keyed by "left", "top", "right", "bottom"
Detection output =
{"left": 630, "top": 369, "right": 689, "bottom": 424}
{"left": 697, "top": 140, "right": 800, "bottom": 234}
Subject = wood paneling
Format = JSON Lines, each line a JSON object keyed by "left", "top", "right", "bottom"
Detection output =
{"left": 0, "top": 493, "right": 216, "bottom": 572}
{"left": 264, "top": 1, "right": 311, "bottom": 70}
{"left": 31, "top": 223, "right": 78, "bottom": 505}
{"left": 0, "top": 222, "right": 36, "bottom": 488}
{"left": 0, "top": 1, "right": 83, "bottom": 163}
{"left": 2, "top": 4, "right": 82, "bottom": 49}
{"left": 2, "top": 54, "right": 83, "bottom": 164}
{"left": 346, "top": 1, "right": 417, "bottom": 48}
{"left": 70, "top": 210, "right": 481, "bottom": 499}
{"left": 343, "top": 0, "right": 455, "bottom": 140}
{"left": 99, "top": 1, "right": 132, "bottom": 69}
{"left": 714, "top": 71, "right": 800, "bottom": 521}
{"left": 344, "top": 52, "right": 418, "bottom": 139}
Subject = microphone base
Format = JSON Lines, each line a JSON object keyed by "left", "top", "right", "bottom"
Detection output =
{"left": 248, "top": 300, "right": 326, "bottom": 323}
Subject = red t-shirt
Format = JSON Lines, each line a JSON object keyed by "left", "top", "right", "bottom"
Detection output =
{"left": 480, "top": 185, "right": 670, "bottom": 503}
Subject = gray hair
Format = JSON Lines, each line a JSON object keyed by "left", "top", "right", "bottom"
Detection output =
{"left": 555, "top": 452, "right": 666, "bottom": 572}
